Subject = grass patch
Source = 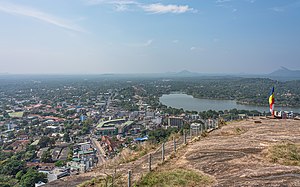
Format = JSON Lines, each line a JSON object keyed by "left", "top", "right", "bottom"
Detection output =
{"left": 234, "top": 127, "right": 246, "bottom": 135}
{"left": 218, "top": 119, "right": 227, "bottom": 128}
{"left": 267, "top": 143, "right": 300, "bottom": 166}
{"left": 135, "top": 169, "right": 214, "bottom": 187}
{"left": 220, "top": 127, "right": 247, "bottom": 136}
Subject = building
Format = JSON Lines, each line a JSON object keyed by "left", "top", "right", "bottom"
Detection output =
{"left": 76, "top": 142, "right": 92, "bottom": 152}
{"left": 7, "top": 123, "right": 12, "bottom": 130}
{"left": 190, "top": 123, "right": 201, "bottom": 130}
{"left": 68, "top": 149, "right": 97, "bottom": 173}
{"left": 96, "top": 119, "right": 134, "bottom": 136}
{"left": 152, "top": 117, "right": 162, "bottom": 125}
{"left": 190, "top": 114, "right": 199, "bottom": 120}
{"left": 168, "top": 117, "right": 184, "bottom": 128}
{"left": 35, "top": 181, "right": 46, "bottom": 187}
{"left": 47, "top": 168, "right": 70, "bottom": 182}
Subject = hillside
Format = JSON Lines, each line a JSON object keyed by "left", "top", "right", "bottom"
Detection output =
{"left": 162, "top": 118, "right": 300, "bottom": 186}
{"left": 45, "top": 118, "right": 300, "bottom": 186}
{"left": 268, "top": 67, "right": 300, "bottom": 80}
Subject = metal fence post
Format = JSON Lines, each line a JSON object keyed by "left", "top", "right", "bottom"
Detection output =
{"left": 200, "top": 124, "right": 203, "bottom": 134}
{"left": 105, "top": 176, "right": 108, "bottom": 187}
{"left": 184, "top": 131, "right": 186, "bottom": 144}
{"left": 149, "top": 154, "right": 152, "bottom": 172}
{"left": 111, "top": 168, "right": 116, "bottom": 187}
{"left": 162, "top": 143, "right": 165, "bottom": 162}
{"left": 173, "top": 137, "right": 176, "bottom": 153}
{"left": 128, "top": 170, "right": 131, "bottom": 187}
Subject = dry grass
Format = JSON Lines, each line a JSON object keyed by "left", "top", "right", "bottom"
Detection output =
{"left": 77, "top": 176, "right": 111, "bottom": 187}
{"left": 119, "top": 143, "right": 156, "bottom": 164}
{"left": 135, "top": 168, "right": 214, "bottom": 187}
{"left": 101, "top": 142, "right": 157, "bottom": 169}
{"left": 219, "top": 127, "right": 247, "bottom": 136}
{"left": 167, "top": 132, "right": 181, "bottom": 141}
{"left": 266, "top": 142, "right": 300, "bottom": 166}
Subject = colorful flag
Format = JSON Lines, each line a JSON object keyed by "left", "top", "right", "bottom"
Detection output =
{"left": 269, "top": 87, "right": 275, "bottom": 116}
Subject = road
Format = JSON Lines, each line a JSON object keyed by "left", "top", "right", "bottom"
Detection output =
{"left": 90, "top": 137, "right": 106, "bottom": 164}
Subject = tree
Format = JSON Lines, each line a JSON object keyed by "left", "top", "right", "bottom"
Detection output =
{"left": 16, "top": 170, "right": 24, "bottom": 180}
{"left": 41, "top": 150, "right": 52, "bottom": 163}
{"left": 7, "top": 132, "right": 15, "bottom": 139}
{"left": 148, "top": 128, "right": 178, "bottom": 143}
{"left": 0, "top": 175, "right": 18, "bottom": 187}
{"left": 63, "top": 133, "right": 70, "bottom": 142}
{"left": 0, "top": 158, "right": 25, "bottom": 175}
{"left": 20, "top": 168, "right": 47, "bottom": 187}
{"left": 49, "top": 138, "right": 56, "bottom": 147}
{"left": 38, "top": 136, "right": 50, "bottom": 148}
{"left": 24, "top": 151, "right": 35, "bottom": 161}
{"left": 0, "top": 151, "right": 13, "bottom": 161}
{"left": 26, "top": 145, "right": 37, "bottom": 152}
{"left": 55, "top": 160, "right": 65, "bottom": 167}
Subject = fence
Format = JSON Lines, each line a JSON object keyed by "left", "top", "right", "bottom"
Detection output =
{"left": 93, "top": 119, "right": 220, "bottom": 187}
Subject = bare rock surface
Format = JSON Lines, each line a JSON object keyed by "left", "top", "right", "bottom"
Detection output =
{"left": 174, "top": 118, "right": 300, "bottom": 186}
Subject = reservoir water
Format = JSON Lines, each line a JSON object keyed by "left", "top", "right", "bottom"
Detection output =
{"left": 159, "top": 93, "right": 300, "bottom": 113}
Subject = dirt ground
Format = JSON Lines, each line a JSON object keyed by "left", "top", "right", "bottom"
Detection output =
{"left": 169, "top": 118, "right": 300, "bottom": 187}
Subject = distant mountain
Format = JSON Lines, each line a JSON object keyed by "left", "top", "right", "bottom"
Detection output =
{"left": 268, "top": 67, "right": 300, "bottom": 80}
{"left": 175, "top": 70, "right": 201, "bottom": 76}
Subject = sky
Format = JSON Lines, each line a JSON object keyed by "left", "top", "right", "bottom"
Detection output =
{"left": 0, "top": 0, "right": 300, "bottom": 74}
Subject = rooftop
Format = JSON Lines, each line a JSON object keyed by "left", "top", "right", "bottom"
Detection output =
{"left": 97, "top": 118, "right": 134, "bottom": 128}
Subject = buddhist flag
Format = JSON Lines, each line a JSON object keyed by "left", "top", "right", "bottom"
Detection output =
{"left": 269, "top": 86, "right": 275, "bottom": 116}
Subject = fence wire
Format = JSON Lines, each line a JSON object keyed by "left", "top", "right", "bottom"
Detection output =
{"left": 95, "top": 119, "right": 219, "bottom": 187}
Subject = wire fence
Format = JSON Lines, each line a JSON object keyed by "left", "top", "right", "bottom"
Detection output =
{"left": 93, "top": 119, "right": 220, "bottom": 187}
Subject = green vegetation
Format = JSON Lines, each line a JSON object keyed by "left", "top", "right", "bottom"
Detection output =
{"left": 148, "top": 128, "right": 179, "bottom": 143}
{"left": 0, "top": 154, "right": 47, "bottom": 186}
{"left": 55, "top": 160, "right": 66, "bottom": 167}
{"left": 0, "top": 152, "right": 13, "bottom": 162}
{"left": 41, "top": 150, "right": 52, "bottom": 163}
{"left": 0, "top": 157, "right": 26, "bottom": 176}
{"left": 38, "top": 136, "right": 51, "bottom": 148}
{"left": 19, "top": 168, "right": 47, "bottom": 187}
{"left": 267, "top": 143, "right": 300, "bottom": 166}
{"left": 63, "top": 133, "right": 71, "bottom": 142}
{"left": 136, "top": 169, "right": 214, "bottom": 187}
{"left": 0, "top": 174, "right": 18, "bottom": 187}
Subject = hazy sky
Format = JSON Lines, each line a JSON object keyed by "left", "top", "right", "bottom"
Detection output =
{"left": 0, "top": 0, "right": 300, "bottom": 74}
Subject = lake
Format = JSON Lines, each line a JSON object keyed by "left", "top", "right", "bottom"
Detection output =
{"left": 159, "top": 93, "right": 300, "bottom": 113}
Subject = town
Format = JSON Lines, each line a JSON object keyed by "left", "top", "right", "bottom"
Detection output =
{"left": 0, "top": 75, "right": 298, "bottom": 187}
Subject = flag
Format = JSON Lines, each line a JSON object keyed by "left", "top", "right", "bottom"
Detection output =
{"left": 269, "top": 87, "right": 275, "bottom": 116}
